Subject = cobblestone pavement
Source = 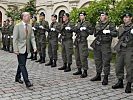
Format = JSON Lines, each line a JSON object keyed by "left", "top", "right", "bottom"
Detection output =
{"left": 0, "top": 50, "right": 133, "bottom": 100}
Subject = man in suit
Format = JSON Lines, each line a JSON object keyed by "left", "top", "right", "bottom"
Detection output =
{"left": 13, "top": 12, "right": 37, "bottom": 88}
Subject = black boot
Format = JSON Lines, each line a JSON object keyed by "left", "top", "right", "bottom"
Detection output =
{"left": 80, "top": 70, "right": 88, "bottom": 78}
{"left": 58, "top": 63, "right": 67, "bottom": 70}
{"left": 32, "top": 52, "right": 37, "bottom": 60}
{"left": 45, "top": 59, "right": 53, "bottom": 66}
{"left": 112, "top": 79, "right": 124, "bottom": 89}
{"left": 73, "top": 68, "right": 82, "bottom": 75}
{"left": 51, "top": 60, "right": 57, "bottom": 67}
{"left": 36, "top": 56, "right": 42, "bottom": 62}
{"left": 40, "top": 58, "right": 45, "bottom": 64}
{"left": 64, "top": 64, "right": 71, "bottom": 72}
{"left": 90, "top": 73, "right": 101, "bottom": 81}
{"left": 27, "top": 53, "right": 33, "bottom": 59}
{"left": 125, "top": 82, "right": 132, "bottom": 93}
{"left": 102, "top": 75, "right": 108, "bottom": 85}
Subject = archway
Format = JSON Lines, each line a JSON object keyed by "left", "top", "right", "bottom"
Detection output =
{"left": 58, "top": 10, "right": 65, "bottom": 23}
{"left": 0, "top": 11, "right": 2, "bottom": 27}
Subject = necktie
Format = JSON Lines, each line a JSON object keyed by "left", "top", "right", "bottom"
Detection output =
{"left": 25, "top": 24, "right": 28, "bottom": 37}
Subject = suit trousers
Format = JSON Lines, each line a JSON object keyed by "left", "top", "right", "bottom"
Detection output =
{"left": 15, "top": 52, "right": 30, "bottom": 84}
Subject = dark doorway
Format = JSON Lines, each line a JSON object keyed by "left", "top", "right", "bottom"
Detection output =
{"left": 58, "top": 10, "right": 65, "bottom": 23}
{"left": 0, "top": 11, "right": 2, "bottom": 27}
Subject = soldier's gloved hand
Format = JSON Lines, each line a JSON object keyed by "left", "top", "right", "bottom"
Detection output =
{"left": 65, "top": 27, "right": 71, "bottom": 30}
{"left": 32, "top": 27, "right": 36, "bottom": 30}
{"left": 131, "top": 29, "right": 133, "bottom": 34}
{"left": 51, "top": 28, "right": 56, "bottom": 31}
{"left": 11, "top": 36, "right": 13, "bottom": 38}
{"left": 80, "top": 27, "right": 86, "bottom": 31}
{"left": 39, "top": 25, "right": 44, "bottom": 29}
{"left": 8, "top": 36, "right": 10, "bottom": 38}
{"left": 103, "top": 30, "right": 110, "bottom": 34}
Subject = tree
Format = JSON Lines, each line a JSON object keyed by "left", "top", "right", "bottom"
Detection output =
{"left": 70, "top": 0, "right": 133, "bottom": 26}
{"left": 6, "top": 0, "right": 36, "bottom": 21}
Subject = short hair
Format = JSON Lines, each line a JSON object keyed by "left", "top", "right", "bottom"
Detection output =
{"left": 21, "top": 12, "right": 30, "bottom": 19}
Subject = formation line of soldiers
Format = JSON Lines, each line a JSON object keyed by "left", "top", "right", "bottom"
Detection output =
{"left": 0, "top": 19, "right": 14, "bottom": 52}
{"left": 1, "top": 11, "right": 133, "bottom": 93}
{"left": 28, "top": 11, "right": 133, "bottom": 93}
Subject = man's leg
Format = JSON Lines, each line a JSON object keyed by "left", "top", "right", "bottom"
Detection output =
{"left": 17, "top": 53, "right": 29, "bottom": 84}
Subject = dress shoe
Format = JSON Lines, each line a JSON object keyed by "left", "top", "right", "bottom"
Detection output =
{"left": 26, "top": 82, "right": 33, "bottom": 88}
{"left": 15, "top": 79, "right": 23, "bottom": 84}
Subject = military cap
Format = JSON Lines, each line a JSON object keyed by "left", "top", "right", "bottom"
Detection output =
{"left": 122, "top": 12, "right": 132, "bottom": 18}
{"left": 100, "top": 11, "right": 108, "bottom": 16}
{"left": 32, "top": 16, "right": 37, "bottom": 21}
{"left": 63, "top": 13, "right": 69, "bottom": 17}
{"left": 40, "top": 12, "right": 45, "bottom": 16}
{"left": 51, "top": 14, "right": 57, "bottom": 19}
{"left": 79, "top": 11, "right": 86, "bottom": 16}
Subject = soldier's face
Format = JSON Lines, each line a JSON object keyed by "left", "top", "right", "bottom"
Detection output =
{"left": 6, "top": 21, "right": 10, "bottom": 25}
{"left": 10, "top": 20, "right": 14, "bottom": 25}
{"left": 100, "top": 14, "right": 108, "bottom": 22}
{"left": 51, "top": 16, "right": 56, "bottom": 22}
{"left": 80, "top": 14, "right": 85, "bottom": 21}
{"left": 123, "top": 16, "right": 132, "bottom": 24}
{"left": 39, "top": 16, "right": 45, "bottom": 21}
{"left": 32, "top": 18, "right": 36, "bottom": 22}
{"left": 63, "top": 16, "right": 68, "bottom": 22}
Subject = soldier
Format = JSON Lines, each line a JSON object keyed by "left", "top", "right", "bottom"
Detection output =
{"left": 73, "top": 11, "right": 93, "bottom": 78}
{"left": 36, "top": 12, "right": 49, "bottom": 64}
{"left": 9, "top": 19, "right": 14, "bottom": 53}
{"left": 1, "top": 21, "right": 6, "bottom": 50}
{"left": 90, "top": 11, "right": 117, "bottom": 85}
{"left": 28, "top": 16, "right": 39, "bottom": 60}
{"left": 58, "top": 13, "right": 75, "bottom": 72}
{"left": 5, "top": 19, "right": 10, "bottom": 51}
{"left": 45, "top": 14, "right": 61, "bottom": 67}
{"left": 112, "top": 13, "right": 133, "bottom": 93}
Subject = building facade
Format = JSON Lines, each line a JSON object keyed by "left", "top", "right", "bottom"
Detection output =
{"left": 0, "top": 0, "right": 117, "bottom": 48}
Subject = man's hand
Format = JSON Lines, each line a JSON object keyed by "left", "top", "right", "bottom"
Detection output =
{"left": 14, "top": 51, "right": 19, "bottom": 55}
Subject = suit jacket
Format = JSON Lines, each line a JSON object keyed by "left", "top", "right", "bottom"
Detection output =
{"left": 13, "top": 22, "right": 37, "bottom": 54}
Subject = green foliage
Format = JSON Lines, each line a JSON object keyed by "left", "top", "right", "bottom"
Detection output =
{"left": 70, "top": 0, "right": 133, "bottom": 26}
{"left": 6, "top": 0, "right": 36, "bottom": 20}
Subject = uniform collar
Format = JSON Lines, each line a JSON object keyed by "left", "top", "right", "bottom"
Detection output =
{"left": 124, "top": 23, "right": 132, "bottom": 27}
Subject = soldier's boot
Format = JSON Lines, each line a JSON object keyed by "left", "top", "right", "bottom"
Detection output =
{"left": 73, "top": 68, "right": 82, "bottom": 75}
{"left": 102, "top": 75, "right": 108, "bottom": 85}
{"left": 64, "top": 64, "right": 71, "bottom": 72}
{"left": 80, "top": 70, "right": 88, "bottom": 78}
{"left": 27, "top": 53, "right": 33, "bottom": 59}
{"left": 36, "top": 56, "right": 42, "bottom": 62}
{"left": 32, "top": 52, "right": 37, "bottom": 60}
{"left": 125, "top": 82, "right": 132, "bottom": 93}
{"left": 45, "top": 59, "right": 53, "bottom": 66}
{"left": 58, "top": 63, "right": 67, "bottom": 70}
{"left": 90, "top": 73, "right": 101, "bottom": 81}
{"left": 51, "top": 60, "right": 57, "bottom": 67}
{"left": 40, "top": 57, "right": 45, "bottom": 64}
{"left": 112, "top": 79, "right": 124, "bottom": 89}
